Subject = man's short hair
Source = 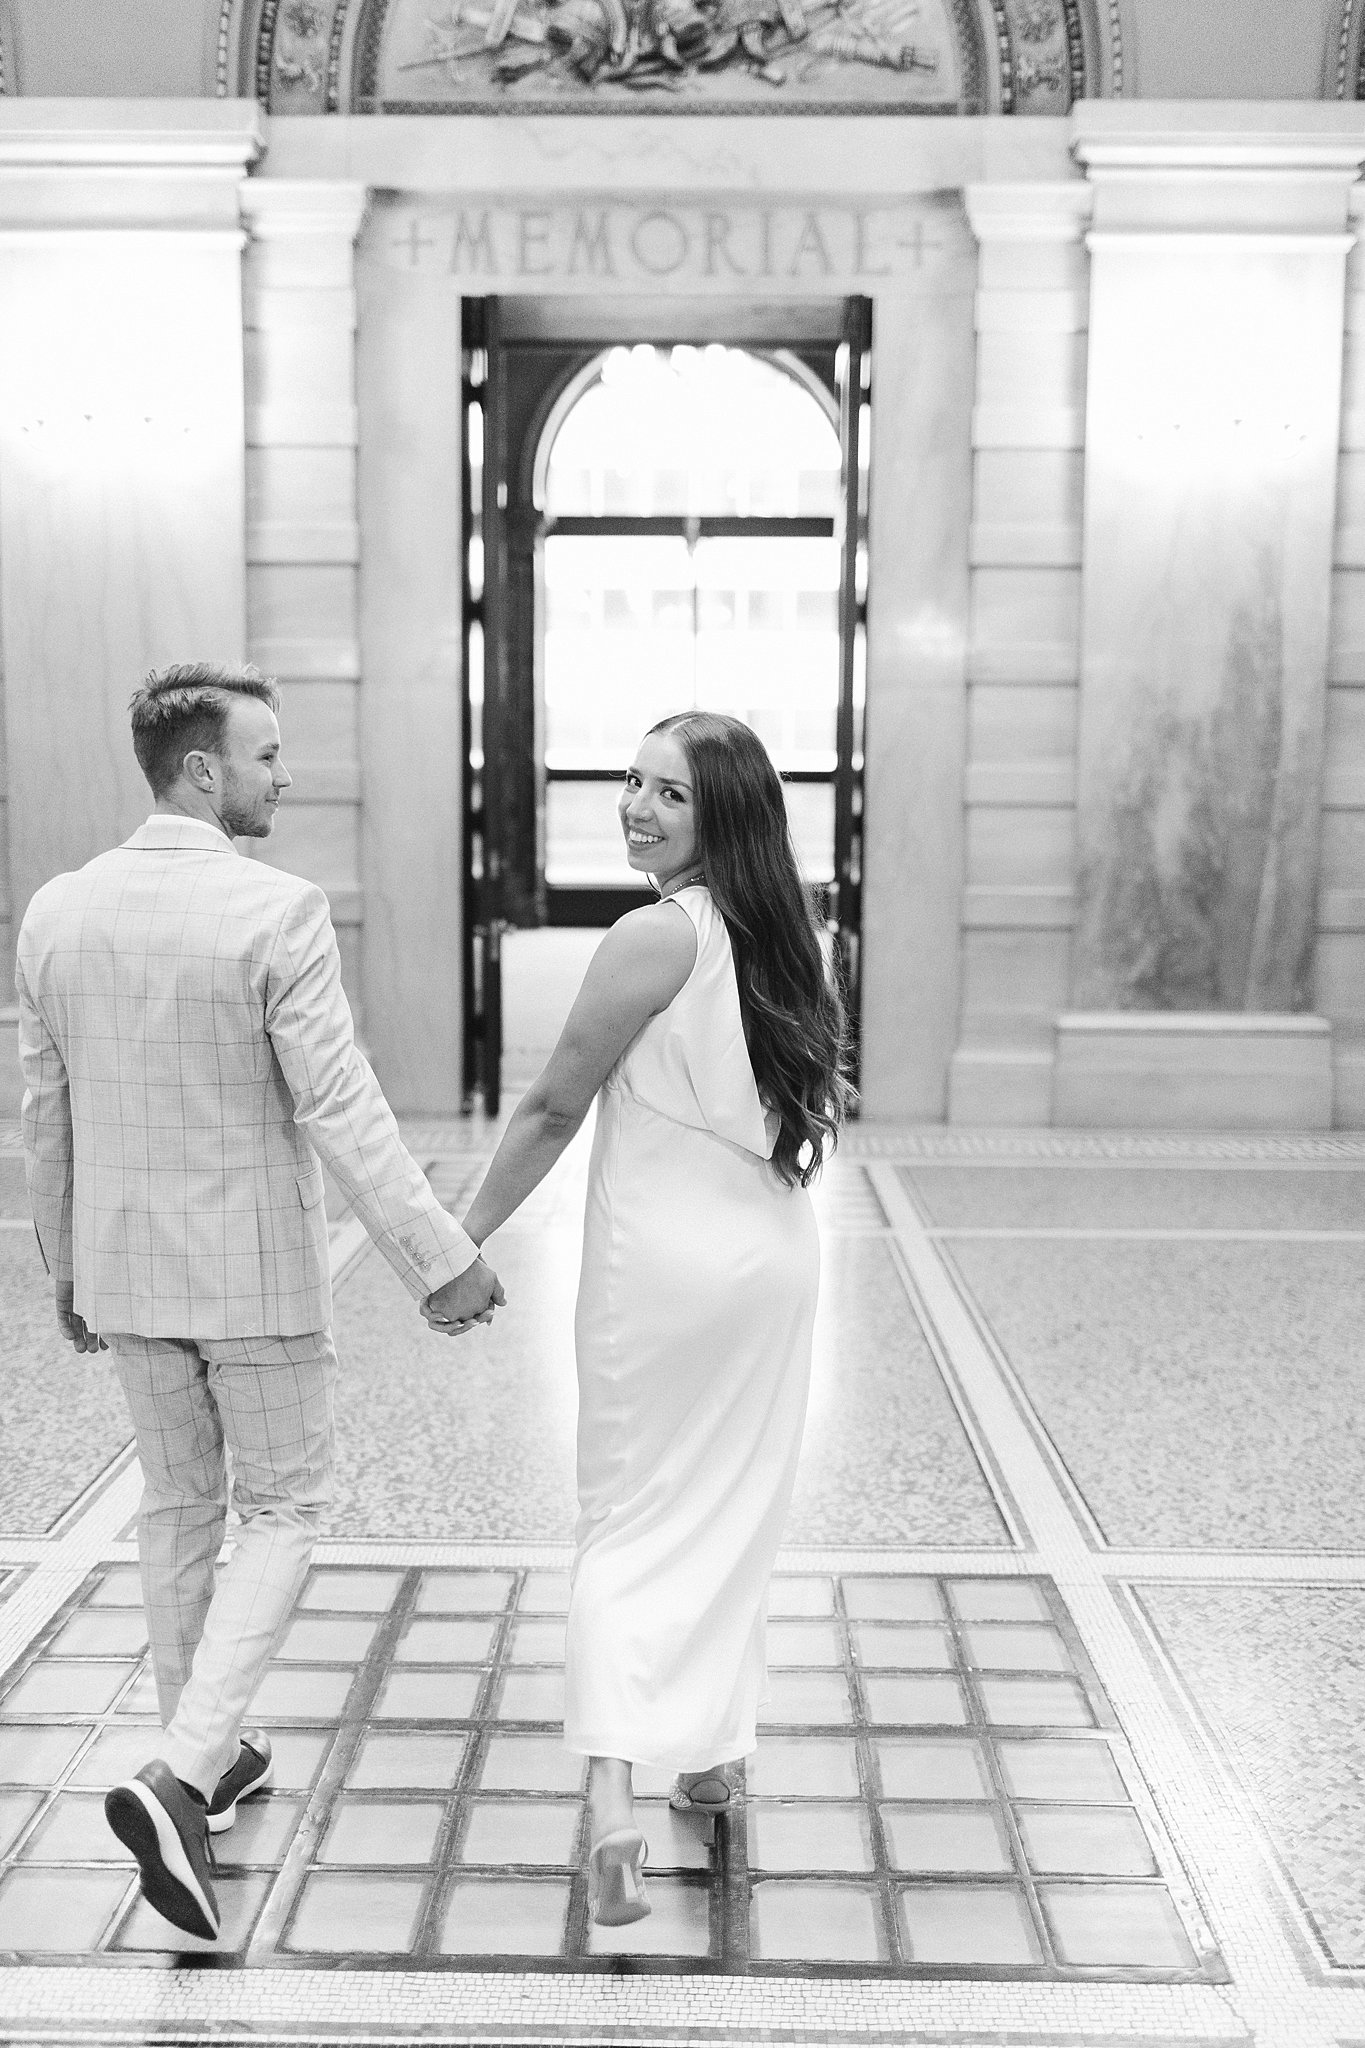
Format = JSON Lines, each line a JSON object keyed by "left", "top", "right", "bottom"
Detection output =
{"left": 129, "top": 663, "right": 280, "bottom": 798}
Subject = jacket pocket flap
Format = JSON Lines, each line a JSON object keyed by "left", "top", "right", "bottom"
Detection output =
{"left": 296, "top": 1169, "right": 326, "bottom": 1210}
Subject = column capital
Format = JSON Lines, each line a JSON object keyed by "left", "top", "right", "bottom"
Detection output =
{"left": 0, "top": 99, "right": 263, "bottom": 234}
{"left": 1070, "top": 103, "right": 1365, "bottom": 237}
{"left": 1070, "top": 100, "right": 1365, "bottom": 175}
{"left": 964, "top": 183, "right": 1092, "bottom": 245}
{"left": 0, "top": 97, "right": 263, "bottom": 171}
{"left": 241, "top": 179, "right": 369, "bottom": 243}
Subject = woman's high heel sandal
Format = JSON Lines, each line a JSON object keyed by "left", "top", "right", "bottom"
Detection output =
{"left": 587, "top": 1828, "right": 650, "bottom": 1926}
{"left": 669, "top": 1771, "right": 733, "bottom": 1816}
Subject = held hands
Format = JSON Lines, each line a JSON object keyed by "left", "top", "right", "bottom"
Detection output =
{"left": 56, "top": 1286, "right": 106, "bottom": 1355}
{"left": 421, "top": 1255, "right": 507, "bottom": 1338}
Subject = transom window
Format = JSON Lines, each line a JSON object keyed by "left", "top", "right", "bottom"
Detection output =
{"left": 539, "top": 344, "right": 844, "bottom": 891}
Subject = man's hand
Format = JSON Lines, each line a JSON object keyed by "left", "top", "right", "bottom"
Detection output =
{"left": 56, "top": 1287, "right": 106, "bottom": 1354}
{"left": 421, "top": 1256, "right": 506, "bottom": 1337}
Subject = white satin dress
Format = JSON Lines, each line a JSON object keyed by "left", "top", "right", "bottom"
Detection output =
{"left": 564, "top": 886, "right": 820, "bottom": 1772}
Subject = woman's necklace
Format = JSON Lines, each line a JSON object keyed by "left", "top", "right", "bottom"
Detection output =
{"left": 657, "top": 868, "right": 706, "bottom": 900}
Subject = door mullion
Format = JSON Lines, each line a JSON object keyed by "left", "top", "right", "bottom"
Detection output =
{"left": 479, "top": 297, "right": 507, "bottom": 1118}
{"left": 834, "top": 296, "right": 870, "bottom": 1090}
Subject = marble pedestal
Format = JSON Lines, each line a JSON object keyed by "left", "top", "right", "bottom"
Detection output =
{"left": 1052, "top": 1012, "right": 1334, "bottom": 1129}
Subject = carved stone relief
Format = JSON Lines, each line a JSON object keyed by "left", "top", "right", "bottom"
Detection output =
{"left": 989, "top": 0, "right": 1088, "bottom": 114}
{"left": 250, "top": 0, "right": 1109, "bottom": 109}
{"left": 256, "top": 0, "right": 351, "bottom": 110}
{"left": 381, "top": 0, "right": 964, "bottom": 109}
{"left": 1347, "top": 0, "right": 1365, "bottom": 97}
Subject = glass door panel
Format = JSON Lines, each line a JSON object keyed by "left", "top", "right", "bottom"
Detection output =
{"left": 544, "top": 533, "right": 695, "bottom": 768}
{"left": 544, "top": 780, "right": 628, "bottom": 888}
{"left": 544, "top": 528, "right": 842, "bottom": 891}
{"left": 692, "top": 535, "right": 840, "bottom": 773}
{"left": 546, "top": 345, "right": 840, "bottom": 520}
{"left": 783, "top": 782, "right": 837, "bottom": 887}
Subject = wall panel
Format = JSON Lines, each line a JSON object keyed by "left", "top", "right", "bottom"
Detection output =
{"left": 954, "top": 181, "right": 1090, "bottom": 1123}
{"left": 1321, "top": 186, "right": 1365, "bottom": 1122}
{"left": 241, "top": 182, "right": 367, "bottom": 1020}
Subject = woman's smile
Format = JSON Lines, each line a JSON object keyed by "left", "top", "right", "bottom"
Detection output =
{"left": 618, "top": 731, "right": 699, "bottom": 889}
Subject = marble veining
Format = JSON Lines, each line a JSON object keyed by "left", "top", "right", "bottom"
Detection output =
{"left": 1072, "top": 218, "right": 1349, "bottom": 1022}
{"left": 1076, "top": 548, "right": 1321, "bottom": 1011}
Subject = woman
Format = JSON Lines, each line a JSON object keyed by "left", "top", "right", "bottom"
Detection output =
{"left": 456, "top": 711, "right": 849, "bottom": 1926}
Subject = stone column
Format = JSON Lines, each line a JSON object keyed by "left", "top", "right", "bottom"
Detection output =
{"left": 859, "top": 199, "right": 976, "bottom": 1122}
{"left": 354, "top": 195, "right": 467, "bottom": 1114}
{"left": 1320, "top": 182, "right": 1365, "bottom": 1125}
{"left": 240, "top": 181, "right": 368, "bottom": 1014}
{"left": 953, "top": 180, "right": 1091, "bottom": 1124}
{"left": 1060, "top": 105, "right": 1365, "bottom": 1127}
{"left": 0, "top": 100, "right": 261, "bottom": 950}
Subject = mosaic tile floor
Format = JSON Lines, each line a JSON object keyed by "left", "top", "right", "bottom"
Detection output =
{"left": 943, "top": 1233, "right": 1365, "bottom": 1550}
{"left": 0, "top": 1559, "right": 1212, "bottom": 1975}
{"left": 2, "top": 1123, "right": 1365, "bottom": 2048}
{"left": 1131, "top": 1581, "right": 1365, "bottom": 1969}
{"left": 326, "top": 1220, "right": 1007, "bottom": 1549}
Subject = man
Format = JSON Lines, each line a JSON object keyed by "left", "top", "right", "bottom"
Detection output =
{"left": 16, "top": 662, "right": 501, "bottom": 1944}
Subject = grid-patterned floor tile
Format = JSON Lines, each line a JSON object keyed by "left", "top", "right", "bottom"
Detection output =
{"left": 0, "top": 1562, "right": 1221, "bottom": 1976}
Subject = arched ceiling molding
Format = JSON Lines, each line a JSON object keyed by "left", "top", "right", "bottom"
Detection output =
{"left": 1335, "top": 0, "right": 1356, "bottom": 95}
{"left": 248, "top": 0, "right": 357, "bottom": 110}
{"left": 1341, "top": 0, "right": 1365, "bottom": 98}
{"left": 218, "top": 0, "right": 238, "bottom": 93}
{"left": 244, "top": 0, "right": 1115, "bottom": 113}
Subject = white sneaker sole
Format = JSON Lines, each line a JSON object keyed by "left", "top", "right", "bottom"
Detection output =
{"left": 105, "top": 1777, "right": 220, "bottom": 1941}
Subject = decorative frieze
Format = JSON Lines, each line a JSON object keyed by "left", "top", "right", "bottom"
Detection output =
{"left": 246, "top": 0, "right": 1115, "bottom": 112}
{"left": 384, "top": 195, "right": 954, "bottom": 287}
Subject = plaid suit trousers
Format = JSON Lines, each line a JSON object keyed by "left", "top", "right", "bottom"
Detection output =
{"left": 107, "top": 1328, "right": 337, "bottom": 1797}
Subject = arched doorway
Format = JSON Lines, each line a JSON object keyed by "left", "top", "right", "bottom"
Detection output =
{"left": 463, "top": 301, "right": 868, "bottom": 1112}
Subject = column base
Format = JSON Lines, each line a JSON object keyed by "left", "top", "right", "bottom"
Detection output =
{"left": 1053, "top": 1012, "right": 1334, "bottom": 1130}
{"left": 948, "top": 1041, "right": 1055, "bottom": 1125}
{"left": 1331, "top": 1024, "right": 1365, "bottom": 1128}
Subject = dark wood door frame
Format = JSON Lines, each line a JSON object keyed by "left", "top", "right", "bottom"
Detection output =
{"left": 462, "top": 300, "right": 869, "bottom": 1114}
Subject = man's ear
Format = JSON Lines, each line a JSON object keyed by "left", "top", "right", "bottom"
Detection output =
{"left": 183, "top": 750, "right": 216, "bottom": 791}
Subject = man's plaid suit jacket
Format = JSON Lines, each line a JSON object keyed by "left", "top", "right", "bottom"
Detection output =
{"left": 16, "top": 814, "right": 477, "bottom": 1338}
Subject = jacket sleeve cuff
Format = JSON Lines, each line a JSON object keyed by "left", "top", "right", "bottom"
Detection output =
{"left": 378, "top": 1216, "right": 480, "bottom": 1303}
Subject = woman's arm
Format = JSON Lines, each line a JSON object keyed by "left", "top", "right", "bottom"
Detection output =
{"left": 461, "top": 902, "right": 696, "bottom": 1247}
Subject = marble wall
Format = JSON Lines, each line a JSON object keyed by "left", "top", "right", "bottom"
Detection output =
{"left": 1322, "top": 182, "right": 1365, "bottom": 1123}
{"left": 950, "top": 180, "right": 1091, "bottom": 1123}
{"left": 858, "top": 215, "right": 976, "bottom": 1122}
{"left": 0, "top": 104, "right": 262, "bottom": 977}
{"left": 1071, "top": 115, "right": 1362, "bottom": 1032}
{"left": 241, "top": 181, "right": 368, "bottom": 1013}
{"left": 7, "top": 101, "right": 1365, "bottom": 1125}
{"left": 354, "top": 195, "right": 468, "bottom": 1113}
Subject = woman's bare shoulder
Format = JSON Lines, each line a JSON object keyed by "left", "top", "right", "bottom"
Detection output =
{"left": 590, "top": 898, "right": 698, "bottom": 995}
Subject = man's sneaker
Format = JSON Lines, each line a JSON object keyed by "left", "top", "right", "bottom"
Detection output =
{"left": 104, "top": 1760, "right": 220, "bottom": 1941}
{"left": 207, "top": 1732, "right": 274, "bottom": 1835}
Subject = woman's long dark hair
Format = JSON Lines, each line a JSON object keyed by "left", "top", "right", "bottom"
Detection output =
{"left": 649, "top": 712, "right": 853, "bottom": 1187}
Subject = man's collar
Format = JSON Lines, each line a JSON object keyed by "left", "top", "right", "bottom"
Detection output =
{"left": 125, "top": 815, "right": 239, "bottom": 855}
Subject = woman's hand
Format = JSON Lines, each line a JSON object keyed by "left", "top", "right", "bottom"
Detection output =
{"left": 422, "top": 1257, "right": 507, "bottom": 1336}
